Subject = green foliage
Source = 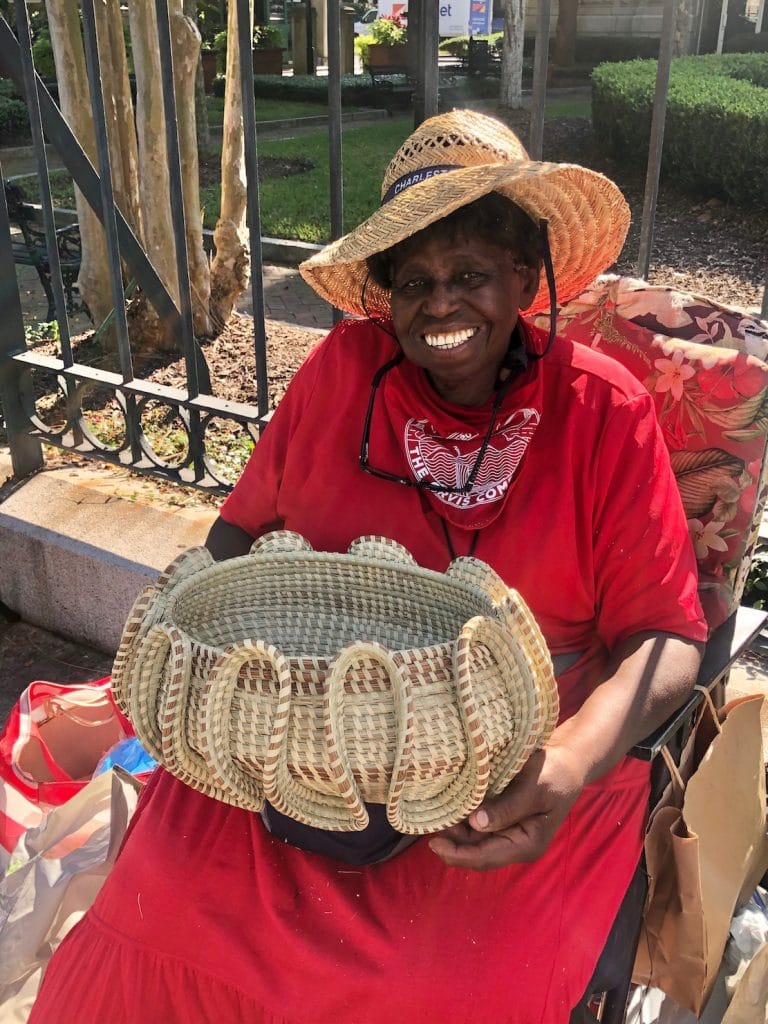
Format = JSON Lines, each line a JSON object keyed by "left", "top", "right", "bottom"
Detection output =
{"left": 369, "top": 15, "right": 407, "bottom": 46}
{"left": 0, "top": 94, "right": 29, "bottom": 140}
{"left": 591, "top": 54, "right": 768, "bottom": 206}
{"left": 25, "top": 319, "right": 59, "bottom": 346}
{"left": 211, "top": 72, "right": 415, "bottom": 110}
{"left": 31, "top": 35, "right": 55, "bottom": 79}
{"left": 253, "top": 23, "right": 283, "bottom": 49}
{"left": 743, "top": 546, "right": 768, "bottom": 610}
{"left": 439, "top": 33, "right": 502, "bottom": 58}
{"left": 212, "top": 23, "right": 283, "bottom": 73}
{"left": 197, "top": 0, "right": 225, "bottom": 46}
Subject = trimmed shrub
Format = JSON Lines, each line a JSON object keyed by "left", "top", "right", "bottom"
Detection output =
{"left": 31, "top": 35, "right": 56, "bottom": 79}
{"left": 438, "top": 32, "right": 502, "bottom": 58}
{"left": 592, "top": 54, "right": 768, "bottom": 206}
{"left": 0, "top": 94, "right": 29, "bottom": 141}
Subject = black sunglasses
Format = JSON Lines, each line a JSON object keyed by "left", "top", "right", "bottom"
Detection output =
{"left": 358, "top": 350, "right": 515, "bottom": 494}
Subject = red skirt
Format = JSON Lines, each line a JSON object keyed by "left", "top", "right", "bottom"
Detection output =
{"left": 30, "top": 761, "right": 650, "bottom": 1024}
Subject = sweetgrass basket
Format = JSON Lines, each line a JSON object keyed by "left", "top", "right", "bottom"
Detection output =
{"left": 112, "top": 531, "right": 559, "bottom": 834}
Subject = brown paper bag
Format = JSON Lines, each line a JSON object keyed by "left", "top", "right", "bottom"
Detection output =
{"left": 722, "top": 942, "right": 768, "bottom": 1024}
{"left": 633, "top": 691, "right": 768, "bottom": 1016}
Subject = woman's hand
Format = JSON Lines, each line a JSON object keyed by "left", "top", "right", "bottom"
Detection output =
{"left": 428, "top": 740, "right": 587, "bottom": 871}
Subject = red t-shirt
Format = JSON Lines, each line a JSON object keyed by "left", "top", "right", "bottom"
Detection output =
{"left": 222, "top": 316, "right": 706, "bottom": 720}
{"left": 31, "top": 318, "right": 707, "bottom": 1024}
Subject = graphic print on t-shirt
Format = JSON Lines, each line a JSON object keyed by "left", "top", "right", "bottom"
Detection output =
{"left": 404, "top": 408, "right": 540, "bottom": 510}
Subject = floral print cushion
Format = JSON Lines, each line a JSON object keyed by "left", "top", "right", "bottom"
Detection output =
{"left": 533, "top": 275, "right": 768, "bottom": 632}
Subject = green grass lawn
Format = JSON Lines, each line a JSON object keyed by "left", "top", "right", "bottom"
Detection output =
{"left": 201, "top": 118, "right": 412, "bottom": 241}
{"left": 543, "top": 98, "right": 591, "bottom": 119}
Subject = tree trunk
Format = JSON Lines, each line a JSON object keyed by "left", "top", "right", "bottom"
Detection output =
{"left": 552, "top": 0, "right": 579, "bottom": 68}
{"left": 209, "top": 0, "right": 252, "bottom": 333}
{"left": 183, "top": 0, "right": 211, "bottom": 157}
{"left": 674, "top": 0, "right": 699, "bottom": 54}
{"left": 499, "top": 0, "right": 526, "bottom": 109}
{"left": 45, "top": 0, "right": 112, "bottom": 326}
{"left": 94, "top": 0, "right": 142, "bottom": 239}
{"left": 170, "top": 0, "right": 212, "bottom": 337}
{"left": 128, "top": 0, "right": 179, "bottom": 351}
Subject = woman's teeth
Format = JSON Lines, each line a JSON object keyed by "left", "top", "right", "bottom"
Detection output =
{"left": 423, "top": 328, "right": 476, "bottom": 349}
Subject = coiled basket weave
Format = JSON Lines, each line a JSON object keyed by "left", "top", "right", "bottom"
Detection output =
{"left": 112, "top": 531, "right": 559, "bottom": 834}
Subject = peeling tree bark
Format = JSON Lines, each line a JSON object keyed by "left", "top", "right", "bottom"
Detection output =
{"left": 500, "top": 0, "right": 526, "bottom": 110}
{"left": 46, "top": 0, "right": 112, "bottom": 326}
{"left": 127, "top": 0, "right": 179, "bottom": 351}
{"left": 94, "top": 0, "right": 142, "bottom": 240}
{"left": 209, "top": 0, "right": 252, "bottom": 333}
{"left": 170, "top": 0, "right": 212, "bottom": 337}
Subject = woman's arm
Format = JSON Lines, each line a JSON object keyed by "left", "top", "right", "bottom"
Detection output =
{"left": 428, "top": 630, "right": 703, "bottom": 870}
{"left": 205, "top": 515, "right": 256, "bottom": 561}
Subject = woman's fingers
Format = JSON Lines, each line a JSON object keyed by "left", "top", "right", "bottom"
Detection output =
{"left": 429, "top": 817, "right": 553, "bottom": 870}
{"left": 428, "top": 745, "right": 587, "bottom": 871}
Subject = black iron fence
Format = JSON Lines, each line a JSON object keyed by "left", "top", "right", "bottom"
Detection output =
{"left": 1, "top": 0, "right": 763, "bottom": 495}
{"left": 0, "top": 0, "right": 362, "bottom": 491}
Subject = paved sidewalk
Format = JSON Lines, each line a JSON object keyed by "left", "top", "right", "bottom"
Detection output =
{"left": 251, "top": 264, "right": 333, "bottom": 330}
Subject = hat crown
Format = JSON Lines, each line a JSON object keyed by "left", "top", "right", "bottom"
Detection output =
{"left": 381, "top": 110, "right": 530, "bottom": 201}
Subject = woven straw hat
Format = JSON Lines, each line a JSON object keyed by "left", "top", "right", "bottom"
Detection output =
{"left": 112, "top": 531, "right": 559, "bottom": 834}
{"left": 299, "top": 109, "right": 630, "bottom": 318}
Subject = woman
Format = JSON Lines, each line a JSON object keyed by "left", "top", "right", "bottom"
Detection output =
{"left": 30, "top": 110, "right": 706, "bottom": 1023}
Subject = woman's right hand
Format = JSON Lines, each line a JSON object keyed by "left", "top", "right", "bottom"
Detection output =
{"left": 427, "top": 740, "right": 588, "bottom": 871}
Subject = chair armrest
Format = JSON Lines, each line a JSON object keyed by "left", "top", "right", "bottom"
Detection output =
{"left": 629, "top": 604, "right": 768, "bottom": 761}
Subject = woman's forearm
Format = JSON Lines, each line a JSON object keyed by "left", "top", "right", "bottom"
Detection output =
{"left": 205, "top": 515, "right": 255, "bottom": 561}
{"left": 548, "top": 631, "right": 704, "bottom": 787}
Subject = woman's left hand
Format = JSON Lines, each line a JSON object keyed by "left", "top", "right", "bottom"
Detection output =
{"left": 427, "top": 742, "right": 587, "bottom": 871}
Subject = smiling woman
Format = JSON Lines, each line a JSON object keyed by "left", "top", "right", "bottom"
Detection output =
{"left": 30, "top": 110, "right": 707, "bottom": 1024}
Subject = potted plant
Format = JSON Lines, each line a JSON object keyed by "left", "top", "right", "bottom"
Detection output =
{"left": 251, "top": 23, "right": 284, "bottom": 75}
{"left": 356, "top": 14, "right": 408, "bottom": 72}
{"left": 213, "top": 24, "right": 284, "bottom": 78}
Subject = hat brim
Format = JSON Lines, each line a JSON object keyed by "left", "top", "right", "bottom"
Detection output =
{"left": 299, "top": 161, "right": 630, "bottom": 318}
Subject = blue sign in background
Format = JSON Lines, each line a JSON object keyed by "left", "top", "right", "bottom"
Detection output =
{"left": 469, "top": 0, "right": 492, "bottom": 34}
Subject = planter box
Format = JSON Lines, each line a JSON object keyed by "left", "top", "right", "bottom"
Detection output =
{"left": 252, "top": 48, "right": 284, "bottom": 75}
{"left": 365, "top": 43, "right": 409, "bottom": 72}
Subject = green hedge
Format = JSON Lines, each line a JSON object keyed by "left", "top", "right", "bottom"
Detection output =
{"left": 592, "top": 53, "right": 768, "bottom": 206}
{"left": 438, "top": 33, "right": 502, "bottom": 58}
{"left": 213, "top": 73, "right": 413, "bottom": 110}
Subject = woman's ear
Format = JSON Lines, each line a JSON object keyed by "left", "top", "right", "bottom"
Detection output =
{"left": 518, "top": 264, "right": 541, "bottom": 311}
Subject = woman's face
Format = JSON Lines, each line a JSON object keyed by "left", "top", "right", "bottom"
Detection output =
{"left": 388, "top": 232, "right": 540, "bottom": 407}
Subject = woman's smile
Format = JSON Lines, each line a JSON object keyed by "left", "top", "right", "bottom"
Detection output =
{"left": 423, "top": 325, "right": 480, "bottom": 351}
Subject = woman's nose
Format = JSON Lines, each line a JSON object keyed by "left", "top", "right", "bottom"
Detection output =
{"left": 422, "top": 280, "right": 459, "bottom": 317}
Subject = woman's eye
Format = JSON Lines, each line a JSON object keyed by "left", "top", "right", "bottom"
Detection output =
{"left": 394, "top": 278, "right": 428, "bottom": 296}
{"left": 458, "top": 271, "right": 486, "bottom": 286}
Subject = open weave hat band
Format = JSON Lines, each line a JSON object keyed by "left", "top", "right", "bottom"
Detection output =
{"left": 301, "top": 161, "right": 628, "bottom": 319}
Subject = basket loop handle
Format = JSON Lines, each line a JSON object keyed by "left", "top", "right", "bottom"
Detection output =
{"left": 200, "top": 640, "right": 291, "bottom": 811}
{"left": 250, "top": 531, "right": 313, "bottom": 556}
